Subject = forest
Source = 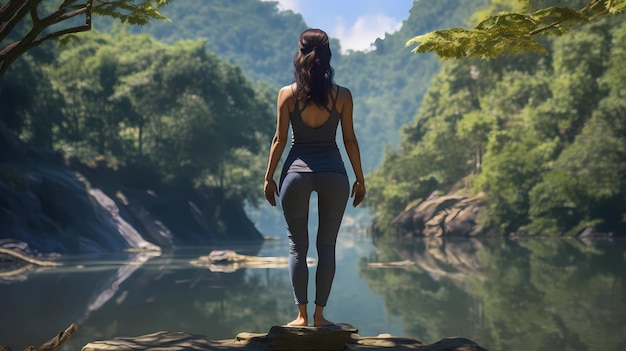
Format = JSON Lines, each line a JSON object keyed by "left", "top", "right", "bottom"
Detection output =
{"left": 1, "top": 0, "right": 625, "bottom": 245}
{"left": 367, "top": 1, "right": 626, "bottom": 237}
{"left": 1, "top": 29, "right": 274, "bottom": 201}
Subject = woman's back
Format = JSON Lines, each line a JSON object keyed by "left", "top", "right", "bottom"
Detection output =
{"left": 295, "top": 84, "right": 340, "bottom": 129}
{"left": 288, "top": 83, "right": 342, "bottom": 144}
{"left": 280, "top": 83, "right": 346, "bottom": 185}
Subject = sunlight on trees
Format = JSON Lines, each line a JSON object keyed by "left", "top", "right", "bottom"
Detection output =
{"left": 406, "top": 0, "right": 626, "bottom": 60}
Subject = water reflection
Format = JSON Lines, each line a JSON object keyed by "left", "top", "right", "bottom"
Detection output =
{"left": 361, "top": 237, "right": 626, "bottom": 351}
{"left": 0, "top": 246, "right": 295, "bottom": 350}
{"left": 1, "top": 236, "right": 624, "bottom": 351}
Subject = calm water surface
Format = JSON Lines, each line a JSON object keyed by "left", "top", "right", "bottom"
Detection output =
{"left": 1, "top": 227, "right": 625, "bottom": 351}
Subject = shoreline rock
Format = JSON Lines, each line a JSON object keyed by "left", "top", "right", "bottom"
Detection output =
{"left": 81, "top": 324, "right": 488, "bottom": 351}
{"left": 190, "top": 249, "right": 316, "bottom": 272}
{"left": 387, "top": 192, "right": 485, "bottom": 238}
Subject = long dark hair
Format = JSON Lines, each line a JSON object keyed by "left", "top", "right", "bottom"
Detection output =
{"left": 293, "top": 28, "right": 334, "bottom": 108}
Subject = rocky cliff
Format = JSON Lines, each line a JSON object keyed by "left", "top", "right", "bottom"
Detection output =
{"left": 0, "top": 130, "right": 263, "bottom": 254}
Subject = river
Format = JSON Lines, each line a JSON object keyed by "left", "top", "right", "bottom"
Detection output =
{"left": 1, "top": 218, "right": 624, "bottom": 351}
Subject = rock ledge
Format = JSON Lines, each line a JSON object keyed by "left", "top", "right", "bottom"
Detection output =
{"left": 81, "top": 323, "right": 487, "bottom": 351}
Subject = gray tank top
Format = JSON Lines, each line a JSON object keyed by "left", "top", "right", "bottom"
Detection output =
{"left": 280, "top": 85, "right": 347, "bottom": 186}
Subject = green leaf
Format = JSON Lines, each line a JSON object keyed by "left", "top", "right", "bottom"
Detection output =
{"left": 92, "top": 0, "right": 171, "bottom": 25}
{"left": 406, "top": 28, "right": 474, "bottom": 60}
{"left": 532, "top": 6, "right": 589, "bottom": 25}
{"left": 476, "top": 12, "right": 538, "bottom": 33}
{"left": 607, "top": 0, "right": 626, "bottom": 13}
{"left": 57, "top": 34, "right": 81, "bottom": 46}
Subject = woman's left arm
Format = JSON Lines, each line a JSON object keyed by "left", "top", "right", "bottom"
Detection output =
{"left": 338, "top": 87, "right": 366, "bottom": 207}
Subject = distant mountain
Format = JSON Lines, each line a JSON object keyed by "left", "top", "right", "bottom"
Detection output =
{"left": 100, "top": 0, "right": 308, "bottom": 87}
{"left": 104, "top": 0, "right": 488, "bottom": 171}
{"left": 334, "top": 0, "right": 488, "bottom": 170}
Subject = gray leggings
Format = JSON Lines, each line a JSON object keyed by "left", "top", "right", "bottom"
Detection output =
{"left": 280, "top": 172, "right": 349, "bottom": 306}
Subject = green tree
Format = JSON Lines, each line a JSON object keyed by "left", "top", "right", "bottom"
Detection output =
{"left": 50, "top": 33, "right": 129, "bottom": 156}
{"left": 0, "top": 56, "right": 38, "bottom": 131}
{"left": 44, "top": 30, "right": 274, "bottom": 201}
{"left": 367, "top": 59, "right": 489, "bottom": 231}
{"left": 526, "top": 20, "right": 626, "bottom": 235}
{"left": 139, "top": 40, "right": 271, "bottom": 187}
{"left": 0, "top": 53, "right": 64, "bottom": 148}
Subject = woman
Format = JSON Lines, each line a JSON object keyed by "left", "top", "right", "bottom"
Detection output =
{"left": 264, "top": 28, "right": 366, "bottom": 327}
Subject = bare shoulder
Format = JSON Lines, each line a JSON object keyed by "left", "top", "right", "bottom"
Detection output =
{"left": 280, "top": 84, "right": 295, "bottom": 93}
{"left": 336, "top": 84, "right": 351, "bottom": 99}
{"left": 335, "top": 85, "right": 353, "bottom": 112}
{"left": 278, "top": 84, "right": 296, "bottom": 108}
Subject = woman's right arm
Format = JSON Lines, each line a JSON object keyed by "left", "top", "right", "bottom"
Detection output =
{"left": 264, "top": 87, "right": 291, "bottom": 207}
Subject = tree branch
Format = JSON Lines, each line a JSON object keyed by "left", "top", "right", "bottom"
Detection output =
{"left": 0, "top": 248, "right": 63, "bottom": 267}
{"left": 528, "top": 20, "right": 565, "bottom": 36}
{"left": 0, "top": 1, "right": 91, "bottom": 76}
{"left": 588, "top": 8, "right": 610, "bottom": 20}
{"left": 29, "top": 23, "right": 92, "bottom": 50}
{"left": 1, "top": 0, "right": 167, "bottom": 76}
{"left": 528, "top": 0, "right": 607, "bottom": 36}
{"left": 0, "top": 0, "right": 31, "bottom": 41}
{"left": 60, "top": 0, "right": 81, "bottom": 10}
{"left": 29, "top": 0, "right": 41, "bottom": 25}
{"left": 23, "top": 324, "right": 78, "bottom": 351}
{"left": 41, "top": 5, "right": 90, "bottom": 27}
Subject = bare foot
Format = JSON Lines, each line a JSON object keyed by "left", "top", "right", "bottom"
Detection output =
{"left": 287, "top": 315, "right": 308, "bottom": 326}
{"left": 313, "top": 314, "right": 335, "bottom": 327}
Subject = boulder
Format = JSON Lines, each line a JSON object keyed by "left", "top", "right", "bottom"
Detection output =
{"left": 389, "top": 193, "right": 485, "bottom": 238}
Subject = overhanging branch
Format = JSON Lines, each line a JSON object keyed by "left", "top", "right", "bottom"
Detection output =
{"left": 0, "top": 0, "right": 31, "bottom": 40}
{"left": 0, "top": 0, "right": 92, "bottom": 76}
{"left": 529, "top": 0, "right": 608, "bottom": 36}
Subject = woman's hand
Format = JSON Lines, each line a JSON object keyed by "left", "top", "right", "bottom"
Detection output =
{"left": 264, "top": 179, "right": 279, "bottom": 207}
{"left": 351, "top": 180, "right": 366, "bottom": 207}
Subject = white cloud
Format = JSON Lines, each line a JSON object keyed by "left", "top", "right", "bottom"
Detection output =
{"left": 261, "top": 1, "right": 405, "bottom": 54}
{"left": 333, "top": 15, "right": 402, "bottom": 53}
{"left": 264, "top": 0, "right": 300, "bottom": 12}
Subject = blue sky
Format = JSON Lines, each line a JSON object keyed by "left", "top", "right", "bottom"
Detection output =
{"left": 265, "top": 0, "right": 415, "bottom": 53}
